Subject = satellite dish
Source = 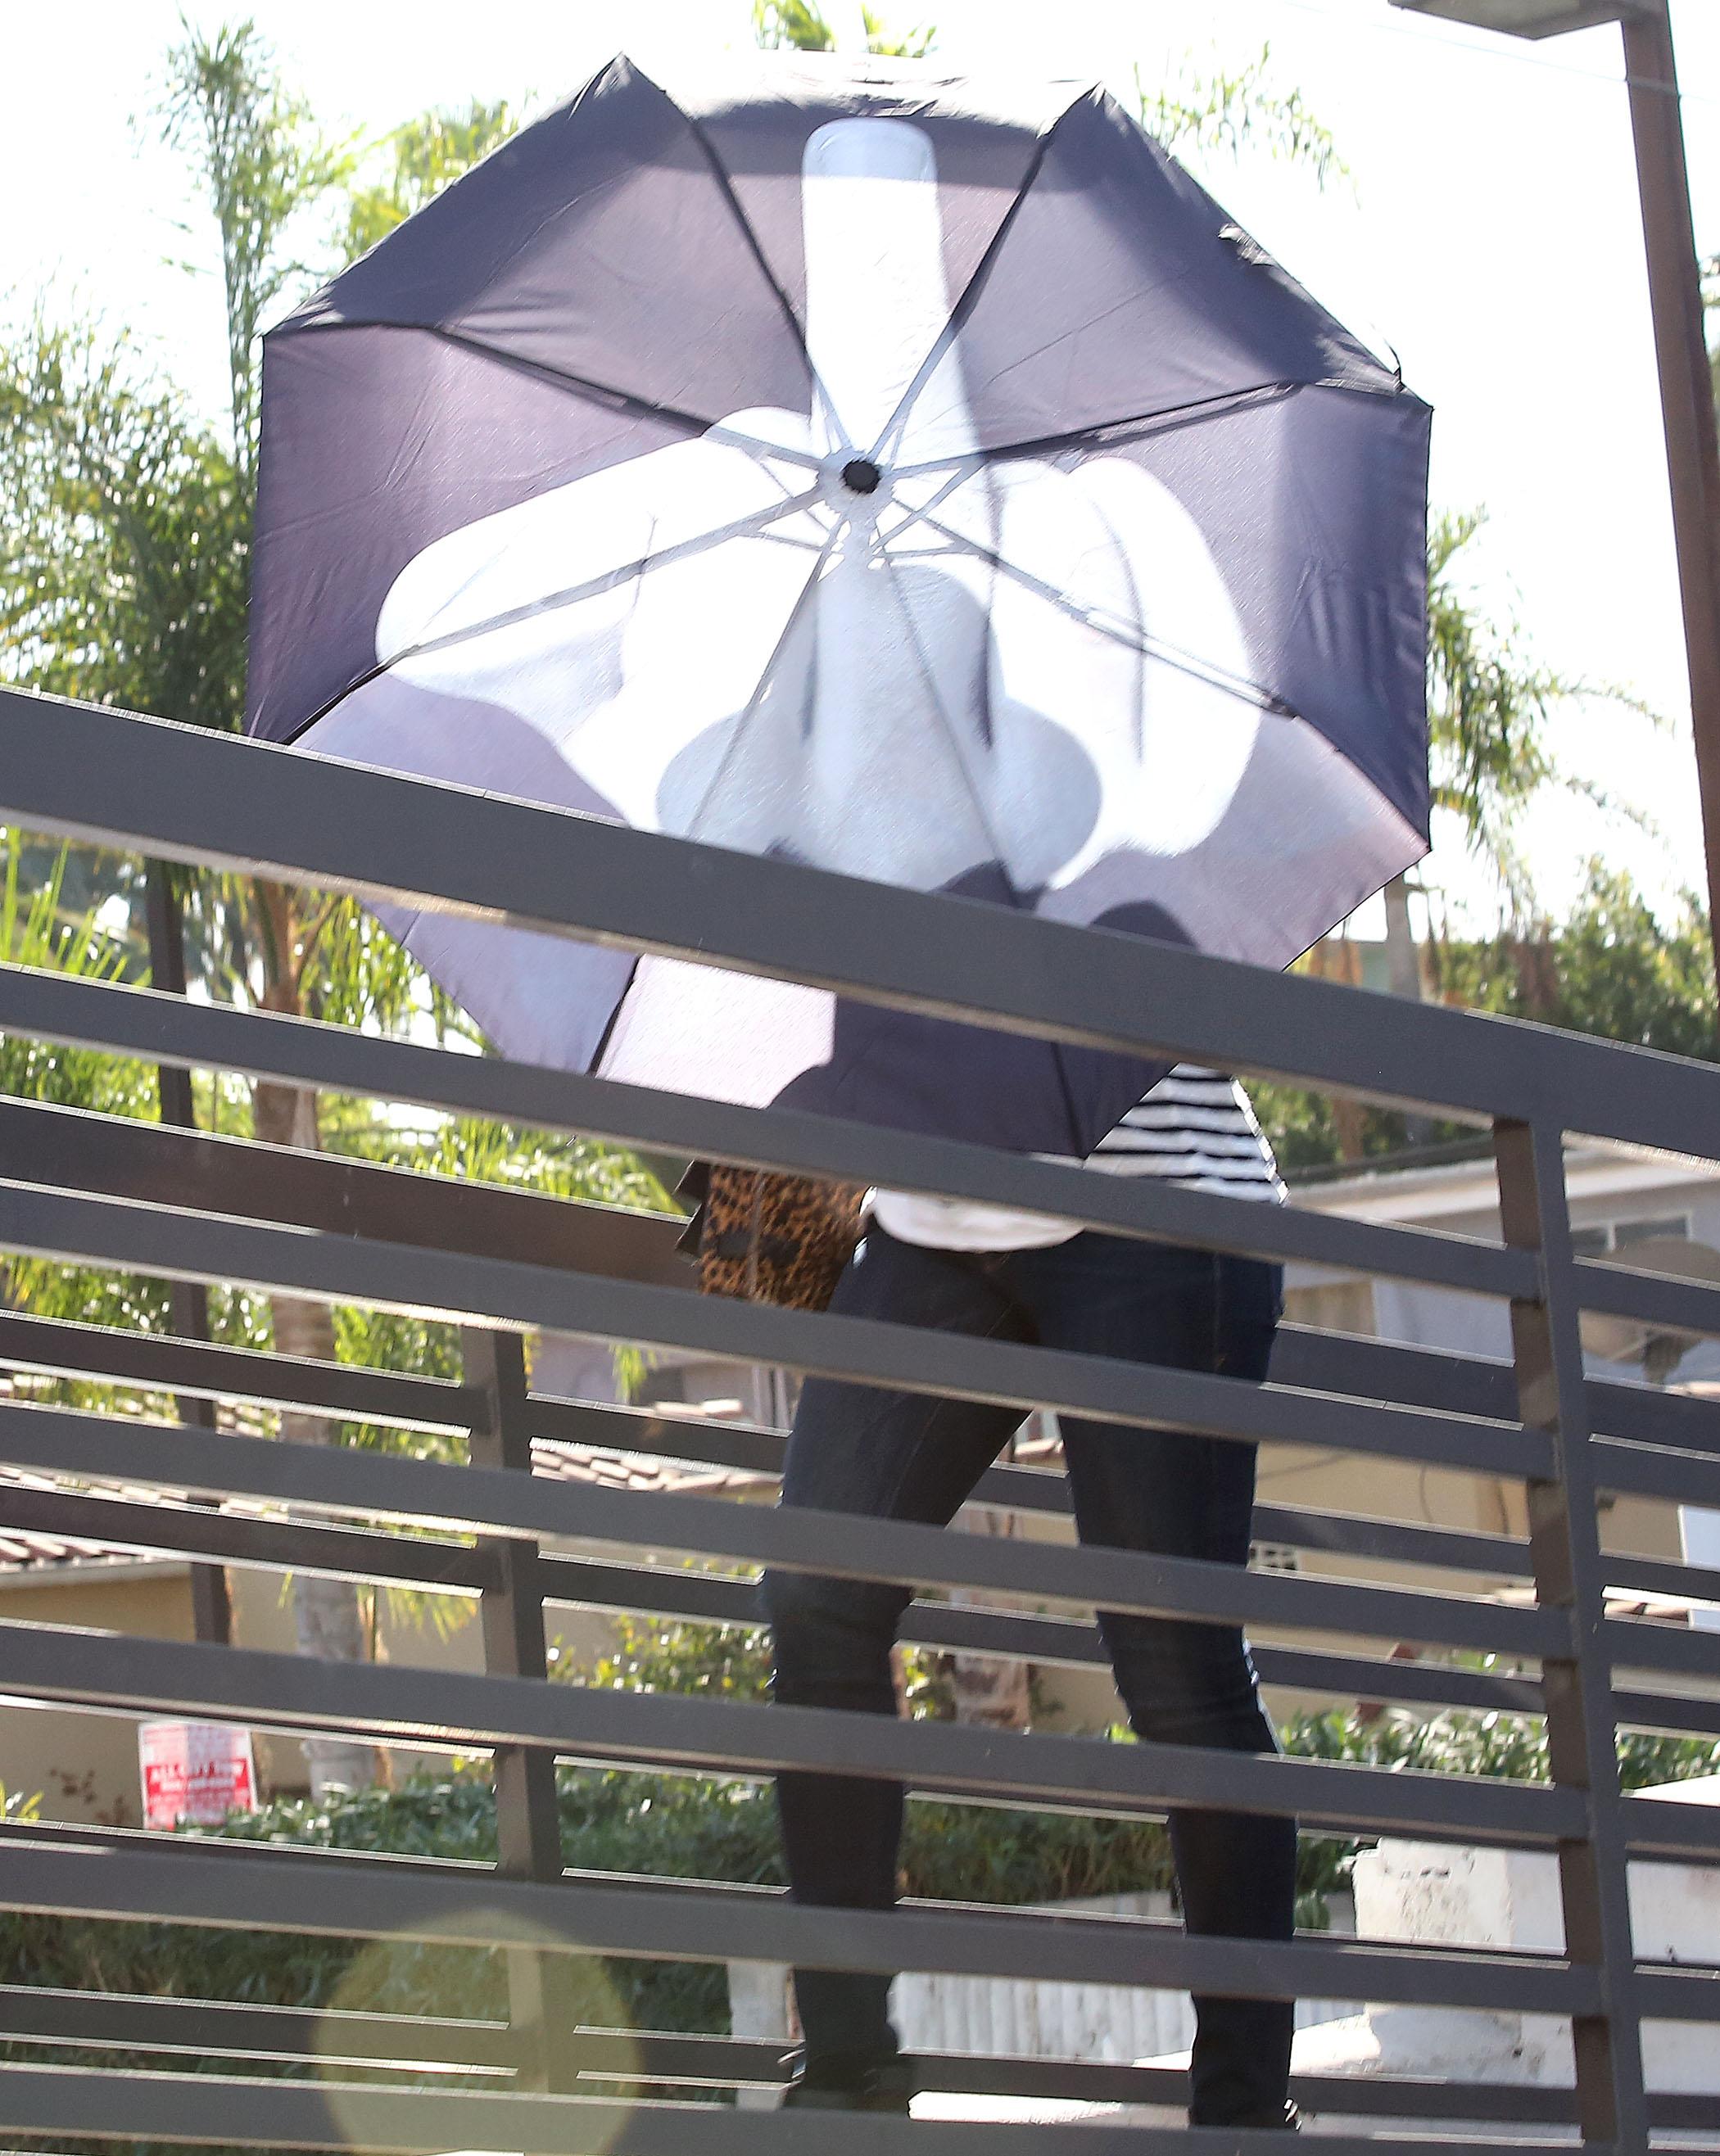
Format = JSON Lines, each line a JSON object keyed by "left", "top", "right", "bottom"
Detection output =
{"left": 1578, "top": 1236, "right": 1720, "bottom": 1381}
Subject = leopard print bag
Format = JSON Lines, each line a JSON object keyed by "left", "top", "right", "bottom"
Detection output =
{"left": 678, "top": 1163, "right": 866, "bottom": 1313}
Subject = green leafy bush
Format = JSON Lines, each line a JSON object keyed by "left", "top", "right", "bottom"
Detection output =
{"left": 0, "top": 1753, "right": 1175, "bottom": 2106}
{"left": 1282, "top": 1704, "right": 1720, "bottom": 1792}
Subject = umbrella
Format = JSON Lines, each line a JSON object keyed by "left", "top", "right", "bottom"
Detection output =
{"left": 247, "top": 54, "right": 1431, "bottom": 1156}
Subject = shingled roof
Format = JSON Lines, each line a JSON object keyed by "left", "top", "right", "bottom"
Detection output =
{"left": 0, "top": 1436, "right": 769, "bottom": 1576}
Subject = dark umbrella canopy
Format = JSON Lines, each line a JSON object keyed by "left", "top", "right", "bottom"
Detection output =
{"left": 248, "top": 53, "right": 1431, "bottom": 1156}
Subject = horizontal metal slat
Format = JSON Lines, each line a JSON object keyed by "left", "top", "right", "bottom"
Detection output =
{"left": 0, "top": 1830, "right": 1599, "bottom": 2014}
{"left": 1279, "top": 1324, "right": 1720, "bottom": 1464}
{"left": 0, "top": 1305, "right": 477, "bottom": 1434}
{"left": 0, "top": 965, "right": 1537, "bottom": 1299}
{"left": 515, "top": 1390, "right": 1542, "bottom": 1584}
{"left": 0, "top": 1483, "right": 491, "bottom": 1595}
{"left": 0, "top": 1983, "right": 515, "bottom": 2074}
{"left": 1604, "top": 1547, "right": 1720, "bottom": 1608}
{"left": 1634, "top": 1960, "right": 1720, "bottom": 2019}
{"left": 2, "top": 1182, "right": 1554, "bottom": 1485}
{"left": 0, "top": 1095, "right": 684, "bottom": 1291}
{"left": 1575, "top": 1254, "right": 1720, "bottom": 1340}
{"left": 5, "top": 1990, "right": 1712, "bottom": 2131}
{"left": 1621, "top": 1796, "right": 1720, "bottom": 1864}
{"left": 6, "top": 691, "right": 1716, "bottom": 1159}
{"left": 1604, "top": 1615, "right": 1720, "bottom": 1684}
{"left": 1612, "top": 1685, "right": 1720, "bottom": 1741}
{"left": 0, "top": 1397, "right": 1565, "bottom": 1660}
{"left": 0, "top": 2059, "right": 1613, "bottom": 2156}
{"left": 0, "top": 1616, "right": 1586, "bottom": 1849}
{"left": 535, "top": 1554, "right": 1550, "bottom": 1716}
{"left": 1593, "top": 1438, "right": 1720, "bottom": 1509}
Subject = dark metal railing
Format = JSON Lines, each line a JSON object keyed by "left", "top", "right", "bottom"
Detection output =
{"left": 0, "top": 688, "right": 1717, "bottom": 2151}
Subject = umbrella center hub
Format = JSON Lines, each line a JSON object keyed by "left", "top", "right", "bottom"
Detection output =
{"left": 840, "top": 457, "right": 882, "bottom": 496}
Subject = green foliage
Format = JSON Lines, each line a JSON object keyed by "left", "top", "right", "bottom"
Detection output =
{"left": 1283, "top": 1702, "right": 1720, "bottom": 1793}
{"left": 342, "top": 99, "right": 519, "bottom": 262}
{"left": 1140, "top": 44, "right": 1347, "bottom": 188}
{"left": 1254, "top": 854, "right": 1718, "bottom": 1177}
{"left": 1437, "top": 861, "right": 1716, "bottom": 1063}
{"left": 0, "top": 319, "right": 250, "bottom": 731}
{"left": 1250, "top": 508, "right": 1683, "bottom": 1175}
{"left": 0, "top": 837, "right": 174, "bottom": 1367}
{"left": 332, "top": 1105, "right": 671, "bottom": 1218}
{"left": 1245, "top": 1077, "right": 1366, "bottom": 1178}
{"left": 584, "top": 1611, "right": 950, "bottom": 1718}
{"left": 0, "top": 1757, "right": 1166, "bottom": 2093}
{"left": 159, "top": 18, "right": 353, "bottom": 480}
{"left": 752, "top": 1, "right": 937, "bottom": 56}
{"left": 0, "top": 841, "right": 151, "bottom": 1114}
{"left": 0, "top": 34, "right": 672, "bottom": 1569}
{"left": 1427, "top": 512, "right": 1565, "bottom": 905}
{"left": 587, "top": 1612, "right": 775, "bottom": 1702}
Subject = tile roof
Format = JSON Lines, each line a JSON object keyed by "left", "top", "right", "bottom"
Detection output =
{"left": 0, "top": 1434, "right": 768, "bottom": 1575}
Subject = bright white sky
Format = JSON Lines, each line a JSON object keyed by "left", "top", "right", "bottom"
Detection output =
{"left": 7, "top": 0, "right": 1719, "bottom": 937}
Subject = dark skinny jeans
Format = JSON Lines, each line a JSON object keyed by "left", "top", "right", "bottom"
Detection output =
{"left": 759, "top": 1221, "right": 1296, "bottom": 2127}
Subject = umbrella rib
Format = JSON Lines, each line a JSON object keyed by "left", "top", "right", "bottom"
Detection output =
{"left": 675, "top": 103, "right": 850, "bottom": 455}
{"left": 276, "top": 488, "right": 829, "bottom": 749}
{"left": 876, "top": 460, "right": 993, "bottom": 550}
{"left": 885, "top": 380, "right": 1307, "bottom": 483}
{"left": 917, "top": 513, "right": 1297, "bottom": 721}
{"left": 863, "top": 97, "right": 1075, "bottom": 469}
{"left": 676, "top": 527, "right": 848, "bottom": 848}
{"left": 415, "top": 325, "right": 828, "bottom": 472}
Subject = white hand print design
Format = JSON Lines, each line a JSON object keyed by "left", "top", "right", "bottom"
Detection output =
{"left": 364, "top": 115, "right": 1266, "bottom": 901}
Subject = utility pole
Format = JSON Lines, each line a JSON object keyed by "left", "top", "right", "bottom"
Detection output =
{"left": 1390, "top": 0, "right": 1720, "bottom": 992}
{"left": 1621, "top": 2, "right": 1720, "bottom": 992}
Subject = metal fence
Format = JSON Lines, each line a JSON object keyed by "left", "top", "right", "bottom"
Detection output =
{"left": 1, "top": 687, "right": 1718, "bottom": 2153}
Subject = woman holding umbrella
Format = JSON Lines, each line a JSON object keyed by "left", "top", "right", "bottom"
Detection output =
{"left": 248, "top": 48, "right": 1429, "bottom": 2133}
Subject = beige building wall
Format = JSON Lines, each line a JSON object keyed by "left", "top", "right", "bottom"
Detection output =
{"left": 0, "top": 1563, "right": 197, "bottom": 1826}
{"left": 0, "top": 1557, "right": 624, "bottom": 1824}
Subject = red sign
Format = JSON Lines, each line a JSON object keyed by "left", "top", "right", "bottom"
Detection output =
{"left": 138, "top": 1721, "right": 258, "bottom": 1830}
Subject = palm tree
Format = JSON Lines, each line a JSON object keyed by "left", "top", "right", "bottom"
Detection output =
{"left": 0, "top": 24, "right": 663, "bottom": 1797}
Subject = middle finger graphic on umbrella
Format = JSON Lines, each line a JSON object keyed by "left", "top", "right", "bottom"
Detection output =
{"left": 360, "top": 111, "right": 1263, "bottom": 902}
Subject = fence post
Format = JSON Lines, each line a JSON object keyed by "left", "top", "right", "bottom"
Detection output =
{"left": 462, "top": 1324, "right": 579, "bottom": 2095}
{"left": 1493, "top": 1118, "right": 1646, "bottom": 2149}
{"left": 143, "top": 861, "right": 232, "bottom": 1649}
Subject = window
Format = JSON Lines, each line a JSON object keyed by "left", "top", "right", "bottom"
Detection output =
{"left": 1250, "top": 1542, "right": 1301, "bottom": 1575}
{"left": 1614, "top": 1214, "right": 1691, "bottom": 1250}
{"left": 1570, "top": 1214, "right": 1691, "bottom": 1259}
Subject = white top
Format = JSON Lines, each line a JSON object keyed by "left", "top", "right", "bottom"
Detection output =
{"left": 871, "top": 1065, "right": 1285, "bottom": 1251}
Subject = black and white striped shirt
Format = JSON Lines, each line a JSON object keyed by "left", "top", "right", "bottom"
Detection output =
{"left": 871, "top": 1064, "right": 1283, "bottom": 1251}
{"left": 1087, "top": 1065, "right": 1283, "bottom": 1199}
